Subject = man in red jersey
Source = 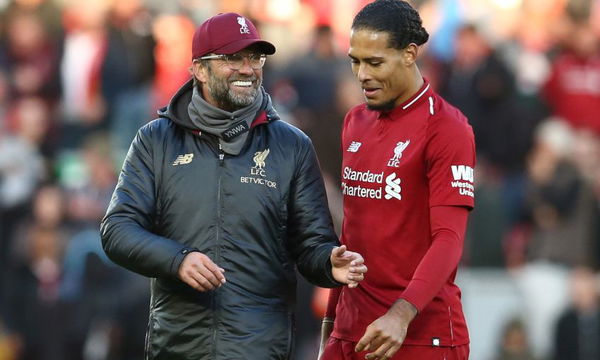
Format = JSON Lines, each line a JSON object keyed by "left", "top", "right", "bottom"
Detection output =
{"left": 319, "top": 1, "right": 476, "bottom": 359}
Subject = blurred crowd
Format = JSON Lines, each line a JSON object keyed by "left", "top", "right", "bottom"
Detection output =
{"left": 0, "top": 0, "right": 599, "bottom": 359}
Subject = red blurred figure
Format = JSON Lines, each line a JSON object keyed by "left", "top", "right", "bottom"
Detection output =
{"left": 543, "top": 21, "right": 600, "bottom": 134}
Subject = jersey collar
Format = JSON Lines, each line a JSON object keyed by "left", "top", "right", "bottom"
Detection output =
{"left": 377, "top": 78, "right": 433, "bottom": 119}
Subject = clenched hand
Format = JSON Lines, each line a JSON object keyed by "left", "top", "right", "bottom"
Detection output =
{"left": 178, "top": 252, "right": 226, "bottom": 291}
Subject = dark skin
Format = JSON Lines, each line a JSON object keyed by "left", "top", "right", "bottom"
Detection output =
{"left": 347, "top": 28, "right": 422, "bottom": 360}
{"left": 348, "top": 29, "right": 423, "bottom": 111}
{"left": 355, "top": 299, "right": 418, "bottom": 359}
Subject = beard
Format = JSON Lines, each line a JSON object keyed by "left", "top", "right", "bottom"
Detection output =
{"left": 366, "top": 98, "right": 397, "bottom": 112}
{"left": 205, "top": 67, "right": 262, "bottom": 112}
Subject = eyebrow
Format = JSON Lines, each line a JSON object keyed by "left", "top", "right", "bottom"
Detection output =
{"left": 348, "top": 54, "right": 384, "bottom": 62}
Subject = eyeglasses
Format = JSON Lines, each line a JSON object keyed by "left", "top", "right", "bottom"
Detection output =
{"left": 198, "top": 53, "right": 267, "bottom": 70}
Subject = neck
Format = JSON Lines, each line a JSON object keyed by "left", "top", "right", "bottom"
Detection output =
{"left": 397, "top": 67, "right": 424, "bottom": 106}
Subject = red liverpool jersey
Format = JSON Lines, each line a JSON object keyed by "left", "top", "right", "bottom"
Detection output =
{"left": 333, "top": 81, "right": 475, "bottom": 346}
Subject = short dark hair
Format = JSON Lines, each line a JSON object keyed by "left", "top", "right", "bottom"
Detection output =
{"left": 352, "top": 0, "right": 429, "bottom": 50}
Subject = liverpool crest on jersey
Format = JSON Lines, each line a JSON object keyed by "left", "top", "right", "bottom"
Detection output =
{"left": 387, "top": 140, "right": 410, "bottom": 168}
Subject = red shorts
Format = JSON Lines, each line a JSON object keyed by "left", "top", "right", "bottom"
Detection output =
{"left": 321, "top": 337, "right": 469, "bottom": 360}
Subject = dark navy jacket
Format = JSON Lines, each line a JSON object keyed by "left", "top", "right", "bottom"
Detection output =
{"left": 100, "top": 80, "right": 340, "bottom": 359}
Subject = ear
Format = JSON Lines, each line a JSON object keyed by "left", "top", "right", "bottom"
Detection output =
{"left": 403, "top": 43, "right": 419, "bottom": 66}
{"left": 191, "top": 61, "right": 209, "bottom": 83}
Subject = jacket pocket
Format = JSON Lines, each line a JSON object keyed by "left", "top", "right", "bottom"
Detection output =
{"left": 217, "top": 304, "right": 291, "bottom": 359}
{"left": 276, "top": 200, "right": 292, "bottom": 268}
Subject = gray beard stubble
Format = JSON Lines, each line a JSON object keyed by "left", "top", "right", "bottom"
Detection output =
{"left": 206, "top": 66, "right": 261, "bottom": 112}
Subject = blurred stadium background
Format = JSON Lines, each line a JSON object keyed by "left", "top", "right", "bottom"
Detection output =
{"left": 0, "top": 0, "right": 599, "bottom": 359}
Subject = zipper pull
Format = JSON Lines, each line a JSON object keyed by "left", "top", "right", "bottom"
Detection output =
{"left": 218, "top": 143, "right": 225, "bottom": 165}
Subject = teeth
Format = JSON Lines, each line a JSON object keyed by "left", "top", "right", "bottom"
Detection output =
{"left": 232, "top": 81, "right": 252, "bottom": 87}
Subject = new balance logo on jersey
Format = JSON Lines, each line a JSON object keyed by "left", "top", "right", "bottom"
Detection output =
{"left": 347, "top": 141, "right": 362, "bottom": 152}
{"left": 451, "top": 165, "right": 474, "bottom": 182}
{"left": 384, "top": 173, "right": 401, "bottom": 200}
{"left": 173, "top": 153, "right": 194, "bottom": 165}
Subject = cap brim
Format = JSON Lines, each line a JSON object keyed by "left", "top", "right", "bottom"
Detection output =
{"left": 215, "top": 39, "right": 276, "bottom": 55}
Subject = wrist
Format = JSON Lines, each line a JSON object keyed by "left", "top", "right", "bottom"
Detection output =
{"left": 388, "top": 299, "right": 418, "bottom": 323}
{"left": 172, "top": 247, "right": 201, "bottom": 276}
{"left": 327, "top": 257, "right": 346, "bottom": 287}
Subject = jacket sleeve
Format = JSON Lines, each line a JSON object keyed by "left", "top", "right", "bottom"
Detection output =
{"left": 287, "top": 137, "right": 341, "bottom": 288}
{"left": 100, "top": 123, "right": 191, "bottom": 278}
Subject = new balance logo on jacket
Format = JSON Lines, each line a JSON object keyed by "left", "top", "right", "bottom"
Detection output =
{"left": 173, "top": 154, "right": 194, "bottom": 165}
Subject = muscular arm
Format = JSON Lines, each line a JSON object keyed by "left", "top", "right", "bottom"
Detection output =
{"left": 355, "top": 205, "right": 469, "bottom": 359}
{"left": 400, "top": 205, "right": 469, "bottom": 311}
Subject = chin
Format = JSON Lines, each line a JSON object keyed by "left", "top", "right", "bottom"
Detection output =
{"left": 366, "top": 99, "right": 396, "bottom": 112}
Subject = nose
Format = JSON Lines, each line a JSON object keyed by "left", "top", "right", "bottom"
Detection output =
{"left": 355, "top": 63, "right": 370, "bottom": 82}
{"left": 237, "top": 57, "right": 254, "bottom": 75}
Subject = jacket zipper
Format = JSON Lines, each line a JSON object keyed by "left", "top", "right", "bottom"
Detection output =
{"left": 218, "top": 144, "right": 225, "bottom": 165}
{"left": 212, "top": 143, "right": 225, "bottom": 359}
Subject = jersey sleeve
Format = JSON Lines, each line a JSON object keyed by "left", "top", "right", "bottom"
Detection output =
{"left": 400, "top": 205, "right": 469, "bottom": 311}
{"left": 425, "top": 106, "right": 476, "bottom": 209}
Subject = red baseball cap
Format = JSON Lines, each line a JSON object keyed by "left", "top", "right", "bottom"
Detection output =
{"left": 192, "top": 13, "right": 276, "bottom": 59}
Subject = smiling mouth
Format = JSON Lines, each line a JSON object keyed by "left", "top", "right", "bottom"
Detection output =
{"left": 231, "top": 80, "right": 254, "bottom": 87}
{"left": 363, "top": 88, "right": 380, "bottom": 97}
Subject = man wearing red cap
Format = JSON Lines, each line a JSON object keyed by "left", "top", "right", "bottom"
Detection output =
{"left": 101, "top": 13, "right": 367, "bottom": 359}
{"left": 319, "top": 1, "right": 475, "bottom": 359}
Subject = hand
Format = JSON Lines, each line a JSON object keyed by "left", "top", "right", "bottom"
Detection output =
{"left": 330, "top": 245, "right": 367, "bottom": 288}
{"left": 355, "top": 299, "right": 417, "bottom": 360}
{"left": 178, "top": 252, "right": 226, "bottom": 291}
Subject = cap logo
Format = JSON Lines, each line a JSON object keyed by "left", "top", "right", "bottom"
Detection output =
{"left": 237, "top": 16, "right": 250, "bottom": 34}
